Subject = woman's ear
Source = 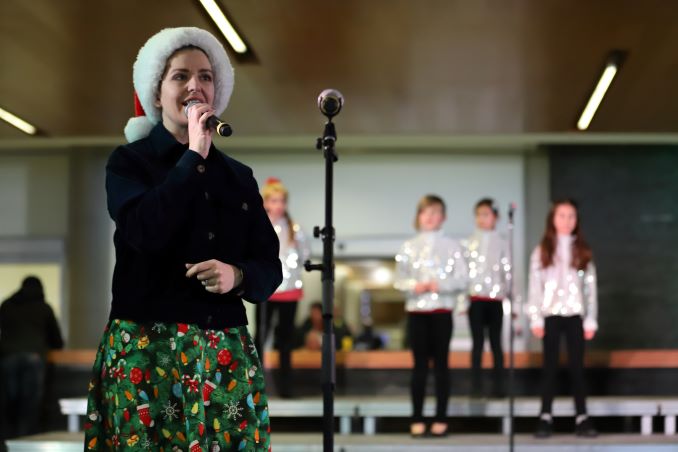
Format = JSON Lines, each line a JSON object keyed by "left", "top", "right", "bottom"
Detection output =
{"left": 154, "top": 85, "right": 162, "bottom": 108}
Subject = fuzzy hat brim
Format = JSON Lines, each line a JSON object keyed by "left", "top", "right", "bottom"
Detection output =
{"left": 127, "top": 27, "right": 234, "bottom": 142}
{"left": 124, "top": 116, "right": 155, "bottom": 143}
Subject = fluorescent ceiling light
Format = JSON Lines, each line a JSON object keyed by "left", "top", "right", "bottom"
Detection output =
{"left": 0, "top": 107, "right": 37, "bottom": 135}
{"left": 577, "top": 61, "right": 619, "bottom": 131}
{"left": 199, "top": 0, "right": 248, "bottom": 54}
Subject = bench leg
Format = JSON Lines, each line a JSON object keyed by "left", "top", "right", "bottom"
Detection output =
{"left": 502, "top": 416, "right": 510, "bottom": 435}
{"left": 641, "top": 415, "right": 653, "bottom": 435}
{"left": 68, "top": 414, "right": 79, "bottom": 433}
{"left": 339, "top": 416, "right": 351, "bottom": 435}
{"left": 665, "top": 415, "right": 676, "bottom": 435}
{"left": 364, "top": 416, "right": 376, "bottom": 435}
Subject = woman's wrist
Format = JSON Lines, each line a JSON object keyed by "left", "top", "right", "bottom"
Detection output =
{"left": 233, "top": 265, "right": 244, "bottom": 288}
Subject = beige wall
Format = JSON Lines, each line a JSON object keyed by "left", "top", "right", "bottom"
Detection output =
{"left": 0, "top": 262, "right": 62, "bottom": 320}
{"left": 0, "top": 155, "right": 69, "bottom": 236}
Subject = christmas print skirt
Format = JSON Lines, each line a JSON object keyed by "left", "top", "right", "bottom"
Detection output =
{"left": 84, "top": 319, "right": 270, "bottom": 451}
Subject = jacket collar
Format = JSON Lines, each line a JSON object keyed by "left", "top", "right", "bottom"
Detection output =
{"left": 149, "top": 122, "right": 226, "bottom": 167}
{"left": 149, "top": 122, "right": 189, "bottom": 160}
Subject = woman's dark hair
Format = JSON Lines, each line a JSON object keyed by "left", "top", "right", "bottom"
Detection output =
{"left": 539, "top": 198, "right": 592, "bottom": 270}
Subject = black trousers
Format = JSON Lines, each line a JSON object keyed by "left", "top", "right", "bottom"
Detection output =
{"left": 0, "top": 353, "right": 46, "bottom": 438}
{"left": 255, "top": 301, "right": 298, "bottom": 395}
{"left": 408, "top": 312, "right": 452, "bottom": 422}
{"left": 540, "top": 315, "right": 588, "bottom": 416}
{"left": 469, "top": 300, "right": 504, "bottom": 393}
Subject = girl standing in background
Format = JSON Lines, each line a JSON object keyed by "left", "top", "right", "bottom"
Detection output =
{"left": 464, "top": 198, "right": 510, "bottom": 398}
{"left": 528, "top": 199, "right": 598, "bottom": 438}
{"left": 395, "top": 194, "right": 468, "bottom": 437}
{"left": 255, "top": 178, "right": 310, "bottom": 398}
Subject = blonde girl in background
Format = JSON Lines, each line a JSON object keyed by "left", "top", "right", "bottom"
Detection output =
{"left": 255, "top": 178, "right": 310, "bottom": 399}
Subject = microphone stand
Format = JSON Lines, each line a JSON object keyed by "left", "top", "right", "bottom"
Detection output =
{"left": 305, "top": 119, "right": 338, "bottom": 452}
{"left": 507, "top": 203, "right": 516, "bottom": 452}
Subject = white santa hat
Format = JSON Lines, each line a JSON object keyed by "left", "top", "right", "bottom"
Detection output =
{"left": 124, "top": 27, "right": 234, "bottom": 142}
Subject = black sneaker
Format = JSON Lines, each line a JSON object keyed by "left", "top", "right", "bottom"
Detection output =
{"left": 534, "top": 419, "right": 553, "bottom": 438}
{"left": 575, "top": 417, "right": 598, "bottom": 438}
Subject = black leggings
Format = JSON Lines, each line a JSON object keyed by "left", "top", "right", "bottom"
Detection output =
{"left": 540, "top": 315, "right": 588, "bottom": 416}
{"left": 408, "top": 312, "right": 452, "bottom": 422}
{"left": 255, "top": 301, "right": 298, "bottom": 391}
{"left": 468, "top": 301, "right": 504, "bottom": 391}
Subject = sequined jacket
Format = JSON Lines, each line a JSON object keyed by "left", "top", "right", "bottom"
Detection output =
{"left": 270, "top": 218, "right": 310, "bottom": 299}
{"left": 462, "top": 230, "right": 511, "bottom": 301}
{"left": 394, "top": 230, "right": 468, "bottom": 312}
{"left": 527, "top": 236, "right": 598, "bottom": 331}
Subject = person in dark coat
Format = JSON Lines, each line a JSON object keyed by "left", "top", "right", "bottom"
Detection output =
{"left": 0, "top": 276, "right": 64, "bottom": 438}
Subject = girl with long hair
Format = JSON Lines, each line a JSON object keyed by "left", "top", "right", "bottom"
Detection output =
{"left": 528, "top": 199, "right": 598, "bottom": 438}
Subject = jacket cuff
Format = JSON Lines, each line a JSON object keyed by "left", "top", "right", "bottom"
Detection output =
{"left": 583, "top": 317, "right": 598, "bottom": 332}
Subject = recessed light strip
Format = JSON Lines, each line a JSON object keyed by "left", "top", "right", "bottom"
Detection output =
{"left": 577, "top": 58, "right": 620, "bottom": 131}
{"left": 0, "top": 107, "right": 37, "bottom": 135}
{"left": 199, "top": 0, "right": 248, "bottom": 54}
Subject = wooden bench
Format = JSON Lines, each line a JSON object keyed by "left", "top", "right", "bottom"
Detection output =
{"left": 60, "top": 396, "right": 678, "bottom": 436}
{"left": 267, "top": 398, "right": 357, "bottom": 434}
{"left": 58, "top": 398, "right": 87, "bottom": 434}
{"left": 357, "top": 396, "right": 664, "bottom": 436}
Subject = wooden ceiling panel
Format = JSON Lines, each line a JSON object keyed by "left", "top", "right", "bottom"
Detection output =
{"left": 1, "top": 0, "right": 677, "bottom": 137}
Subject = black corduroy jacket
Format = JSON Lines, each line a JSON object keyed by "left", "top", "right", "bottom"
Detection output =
{"left": 106, "top": 123, "right": 281, "bottom": 329}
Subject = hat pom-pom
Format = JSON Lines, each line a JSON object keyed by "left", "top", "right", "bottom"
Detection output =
{"left": 124, "top": 116, "right": 154, "bottom": 143}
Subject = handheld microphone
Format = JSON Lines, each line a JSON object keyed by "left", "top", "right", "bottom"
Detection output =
{"left": 317, "top": 89, "right": 344, "bottom": 119}
{"left": 183, "top": 100, "right": 232, "bottom": 137}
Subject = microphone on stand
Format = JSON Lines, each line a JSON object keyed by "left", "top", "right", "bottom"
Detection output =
{"left": 317, "top": 89, "right": 344, "bottom": 119}
{"left": 508, "top": 202, "right": 516, "bottom": 222}
{"left": 183, "top": 100, "right": 233, "bottom": 137}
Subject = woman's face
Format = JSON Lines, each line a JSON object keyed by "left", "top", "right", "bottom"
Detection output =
{"left": 475, "top": 205, "right": 497, "bottom": 231}
{"left": 155, "top": 48, "right": 215, "bottom": 133}
{"left": 418, "top": 204, "right": 445, "bottom": 232}
{"left": 264, "top": 192, "right": 287, "bottom": 221}
{"left": 553, "top": 203, "right": 577, "bottom": 236}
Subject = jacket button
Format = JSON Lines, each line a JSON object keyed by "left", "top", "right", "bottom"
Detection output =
{"left": 208, "top": 232, "right": 215, "bottom": 240}
{"left": 197, "top": 164, "right": 206, "bottom": 173}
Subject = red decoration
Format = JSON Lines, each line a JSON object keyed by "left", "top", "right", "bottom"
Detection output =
{"left": 208, "top": 332, "right": 220, "bottom": 349}
{"left": 130, "top": 368, "right": 143, "bottom": 385}
{"left": 217, "top": 349, "right": 232, "bottom": 366}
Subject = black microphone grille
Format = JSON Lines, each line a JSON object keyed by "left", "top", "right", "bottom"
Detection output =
{"left": 217, "top": 122, "right": 232, "bottom": 137}
{"left": 318, "top": 89, "right": 344, "bottom": 118}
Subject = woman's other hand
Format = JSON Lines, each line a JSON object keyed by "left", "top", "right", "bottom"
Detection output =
{"left": 185, "top": 259, "right": 240, "bottom": 294}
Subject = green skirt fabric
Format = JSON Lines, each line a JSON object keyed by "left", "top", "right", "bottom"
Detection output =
{"left": 84, "top": 320, "right": 270, "bottom": 451}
